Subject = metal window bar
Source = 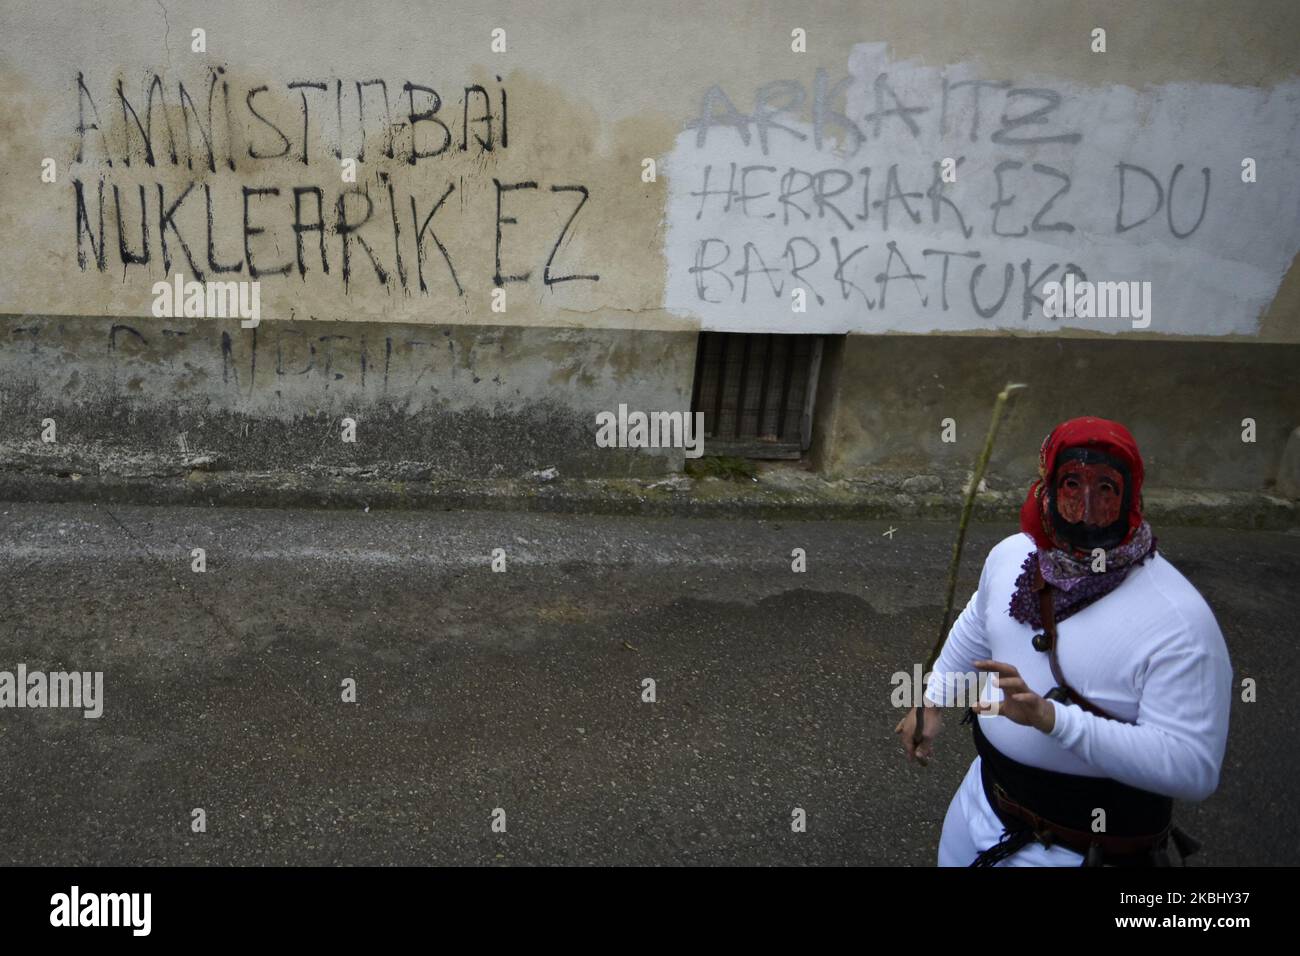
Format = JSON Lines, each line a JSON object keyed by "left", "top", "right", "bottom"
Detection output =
{"left": 691, "top": 332, "right": 822, "bottom": 459}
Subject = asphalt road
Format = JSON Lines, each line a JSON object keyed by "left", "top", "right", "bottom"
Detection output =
{"left": 0, "top": 501, "right": 1295, "bottom": 865}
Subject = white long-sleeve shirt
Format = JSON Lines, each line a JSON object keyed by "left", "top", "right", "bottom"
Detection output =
{"left": 925, "top": 532, "right": 1233, "bottom": 802}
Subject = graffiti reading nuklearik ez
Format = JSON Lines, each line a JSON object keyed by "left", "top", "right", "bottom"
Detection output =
{"left": 71, "top": 71, "right": 599, "bottom": 295}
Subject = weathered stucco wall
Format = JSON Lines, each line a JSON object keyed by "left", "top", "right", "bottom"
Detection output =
{"left": 814, "top": 336, "right": 1300, "bottom": 492}
{"left": 0, "top": 314, "right": 696, "bottom": 478}
{"left": 3, "top": 0, "right": 1299, "bottom": 337}
{"left": 0, "top": 0, "right": 1297, "bottom": 487}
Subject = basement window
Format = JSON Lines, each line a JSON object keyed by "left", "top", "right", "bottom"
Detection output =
{"left": 690, "top": 332, "right": 825, "bottom": 459}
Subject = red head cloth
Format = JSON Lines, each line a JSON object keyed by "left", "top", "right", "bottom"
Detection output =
{"left": 1019, "top": 416, "right": 1145, "bottom": 551}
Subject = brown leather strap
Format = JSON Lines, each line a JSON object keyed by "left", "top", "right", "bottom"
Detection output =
{"left": 1034, "top": 566, "right": 1124, "bottom": 723}
{"left": 991, "top": 782, "right": 1171, "bottom": 858}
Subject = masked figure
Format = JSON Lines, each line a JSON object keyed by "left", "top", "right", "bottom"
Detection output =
{"left": 914, "top": 416, "right": 1232, "bottom": 866}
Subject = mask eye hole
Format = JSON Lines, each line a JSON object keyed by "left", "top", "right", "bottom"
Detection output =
{"left": 1057, "top": 470, "right": 1087, "bottom": 493}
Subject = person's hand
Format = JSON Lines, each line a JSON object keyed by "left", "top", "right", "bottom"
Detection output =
{"left": 972, "top": 660, "right": 1055, "bottom": 733}
{"left": 895, "top": 702, "right": 943, "bottom": 764}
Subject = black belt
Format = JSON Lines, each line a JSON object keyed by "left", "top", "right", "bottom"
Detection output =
{"left": 970, "top": 715, "right": 1178, "bottom": 866}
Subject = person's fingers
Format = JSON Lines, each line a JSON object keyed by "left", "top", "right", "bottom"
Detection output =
{"left": 973, "top": 659, "right": 1019, "bottom": 678}
{"left": 997, "top": 677, "right": 1028, "bottom": 695}
{"left": 975, "top": 699, "right": 1014, "bottom": 718}
{"left": 894, "top": 716, "right": 905, "bottom": 734}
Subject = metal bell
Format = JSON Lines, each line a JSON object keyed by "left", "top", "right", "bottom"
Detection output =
{"left": 1032, "top": 633, "right": 1050, "bottom": 652}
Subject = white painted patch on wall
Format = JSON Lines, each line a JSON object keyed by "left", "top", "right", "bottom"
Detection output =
{"left": 663, "top": 42, "right": 1300, "bottom": 336}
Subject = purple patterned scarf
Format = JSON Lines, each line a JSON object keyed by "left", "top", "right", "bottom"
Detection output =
{"left": 1008, "top": 521, "right": 1157, "bottom": 628}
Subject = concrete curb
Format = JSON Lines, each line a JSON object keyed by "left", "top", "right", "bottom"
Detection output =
{"left": 0, "top": 467, "right": 1294, "bottom": 529}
